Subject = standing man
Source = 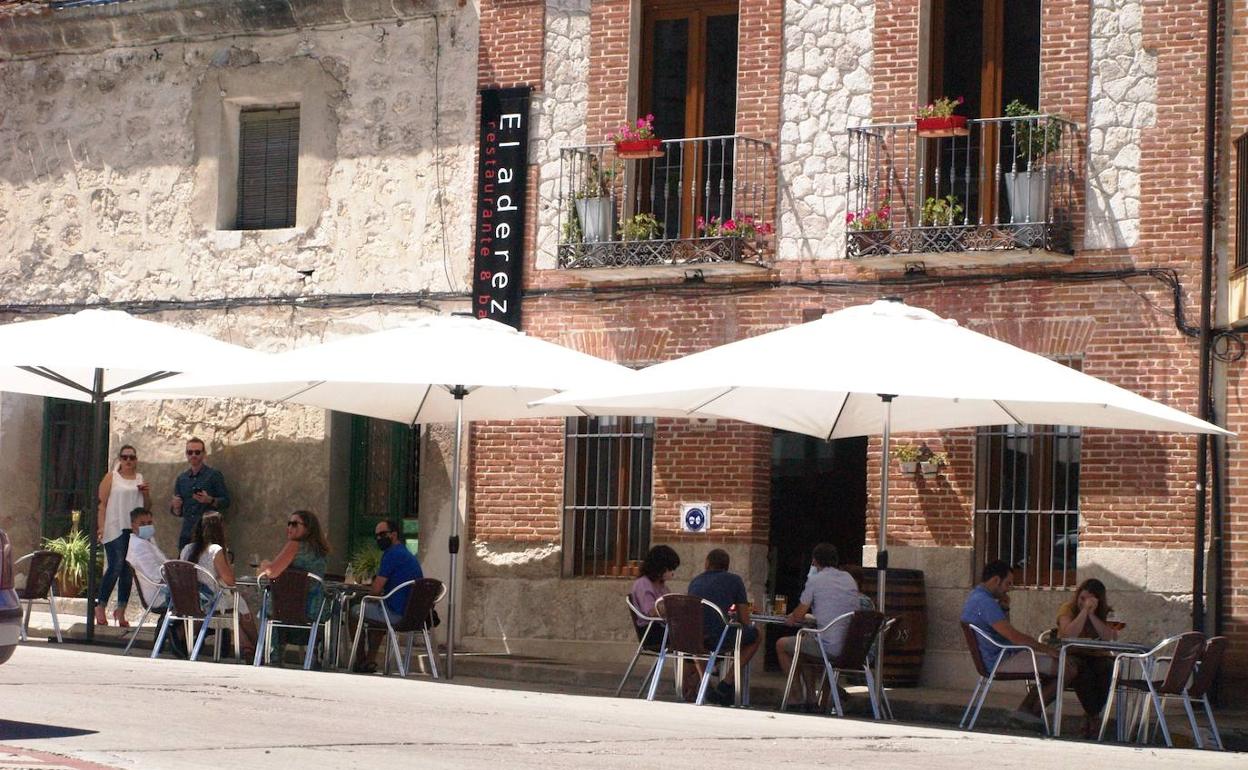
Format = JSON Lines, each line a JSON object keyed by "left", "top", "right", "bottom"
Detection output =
{"left": 170, "top": 437, "right": 230, "bottom": 551}
{"left": 352, "top": 519, "right": 424, "bottom": 673}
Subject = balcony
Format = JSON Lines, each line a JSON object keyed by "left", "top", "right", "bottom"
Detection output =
{"left": 846, "top": 115, "right": 1081, "bottom": 269}
{"left": 556, "top": 135, "right": 773, "bottom": 281}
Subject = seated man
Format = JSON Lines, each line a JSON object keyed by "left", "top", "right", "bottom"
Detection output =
{"left": 775, "top": 542, "right": 862, "bottom": 708}
{"left": 124, "top": 507, "right": 187, "bottom": 658}
{"left": 352, "top": 519, "right": 424, "bottom": 674}
{"left": 688, "top": 548, "right": 760, "bottom": 703}
{"left": 961, "top": 559, "right": 1076, "bottom": 723}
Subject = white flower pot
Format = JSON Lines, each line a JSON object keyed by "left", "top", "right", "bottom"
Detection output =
{"left": 1004, "top": 169, "right": 1051, "bottom": 225}
{"left": 575, "top": 196, "right": 615, "bottom": 243}
{"left": 920, "top": 461, "right": 941, "bottom": 478}
{"left": 899, "top": 461, "right": 919, "bottom": 474}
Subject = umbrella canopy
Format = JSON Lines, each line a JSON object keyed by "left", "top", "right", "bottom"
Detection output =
{"left": 131, "top": 315, "right": 639, "bottom": 423}
{"left": 538, "top": 299, "right": 1228, "bottom": 438}
{"left": 0, "top": 309, "right": 268, "bottom": 642}
{"left": 131, "top": 314, "right": 642, "bottom": 678}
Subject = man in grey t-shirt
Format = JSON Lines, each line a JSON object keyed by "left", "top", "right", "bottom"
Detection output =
{"left": 775, "top": 543, "right": 861, "bottom": 703}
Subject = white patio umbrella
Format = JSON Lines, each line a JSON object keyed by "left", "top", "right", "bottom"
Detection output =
{"left": 538, "top": 299, "right": 1229, "bottom": 686}
{"left": 0, "top": 309, "right": 269, "bottom": 641}
{"left": 129, "top": 314, "right": 644, "bottom": 677}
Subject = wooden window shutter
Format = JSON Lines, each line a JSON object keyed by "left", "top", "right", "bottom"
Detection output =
{"left": 236, "top": 107, "right": 300, "bottom": 229}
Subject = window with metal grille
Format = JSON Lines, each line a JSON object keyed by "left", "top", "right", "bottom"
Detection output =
{"left": 563, "top": 416, "right": 654, "bottom": 577}
{"left": 236, "top": 107, "right": 300, "bottom": 229}
{"left": 973, "top": 358, "right": 1082, "bottom": 588}
{"left": 1237, "top": 132, "right": 1248, "bottom": 270}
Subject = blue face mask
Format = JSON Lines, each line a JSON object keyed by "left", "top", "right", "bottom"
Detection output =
{"left": 137, "top": 524, "right": 155, "bottom": 540}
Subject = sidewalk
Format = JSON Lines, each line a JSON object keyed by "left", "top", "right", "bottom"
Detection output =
{"left": 19, "top": 603, "right": 1246, "bottom": 752}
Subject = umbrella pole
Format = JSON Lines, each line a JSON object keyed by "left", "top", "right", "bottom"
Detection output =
{"left": 445, "top": 386, "right": 467, "bottom": 679}
{"left": 85, "top": 367, "right": 107, "bottom": 644}
{"left": 875, "top": 394, "right": 895, "bottom": 705}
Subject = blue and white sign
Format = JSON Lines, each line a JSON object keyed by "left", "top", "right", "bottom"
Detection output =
{"left": 680, "top": 503, "right": 711, "bottom": 533}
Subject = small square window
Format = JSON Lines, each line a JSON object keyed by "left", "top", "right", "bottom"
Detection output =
{"left": 236, "top": 107, "right": 300, "bottom": 229}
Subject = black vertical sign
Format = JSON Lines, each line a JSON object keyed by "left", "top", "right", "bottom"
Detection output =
{"left": 472, "top": 86, "right": 531, "bottom": 329}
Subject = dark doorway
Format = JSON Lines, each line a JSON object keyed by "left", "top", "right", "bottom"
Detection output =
{"left": 346, "top": 415, "right": 420, "bottom": 558}
{"left": 765, "top": 431, "right": 867, "bottom": 669}
{"left": 40, "top": 397, "right": 106, "bottom": 540}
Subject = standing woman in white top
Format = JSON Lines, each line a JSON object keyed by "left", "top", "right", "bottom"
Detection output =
{"left": 95, "top": 445, "right": 151, "bottom": 627}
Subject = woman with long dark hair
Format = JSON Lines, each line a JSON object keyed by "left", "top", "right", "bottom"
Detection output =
{"left": 180, "top": 512, "right": 257, "bottom": 657}
{"left": 1056, "top": 577, "right": 1120, "bottom": 736}
{"left": 628, "top": 545, "right": 680, "bottom": 649}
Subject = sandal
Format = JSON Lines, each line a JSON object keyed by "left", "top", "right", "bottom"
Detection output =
{"left": 113, "top": 610, "right": 130, "bottom": 628}
{"left": 94, "top": 608, "right": 109, "bottom": 627}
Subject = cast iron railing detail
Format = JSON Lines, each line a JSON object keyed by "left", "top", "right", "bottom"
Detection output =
{"left": 556, "top": 135, "right": 772, "bottom": 270}
{"left": 846, "top": 115, "right": 1081, "bottom": 260}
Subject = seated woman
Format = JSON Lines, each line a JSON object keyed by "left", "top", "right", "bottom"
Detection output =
{"left": 1056, "top": 577, "right": 1119, "bottom": 736}
{"left": 628, "top": 545, "right": 680, "bottom": 651}
{"left": 258, "top": 509, "right": 330, "bottom": 616}
{"left": 180, "top": 511, "right": 257, "bottom": 658}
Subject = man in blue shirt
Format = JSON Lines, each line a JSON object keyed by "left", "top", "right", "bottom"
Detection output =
{"left": 169, "top": 437, "right": 230, "bottom": 550}
{"left": 352, "top": 519, "right": 424, "bottom": 673}
{"left": 688, "top": 549, "right": 759, "bottom": 703}
{"left": 961, "top": 559, "right": 1074, "bottom": 721}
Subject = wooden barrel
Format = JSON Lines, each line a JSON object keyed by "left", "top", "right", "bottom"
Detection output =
{"left": 846, "top": 566, "right": 927, "bottom": 687}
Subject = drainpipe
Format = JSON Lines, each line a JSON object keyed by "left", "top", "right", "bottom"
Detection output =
{"left": 1193, "top": 0, "right": 1220, "bottom": 633}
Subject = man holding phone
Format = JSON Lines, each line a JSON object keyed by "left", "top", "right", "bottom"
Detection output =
{"left": 170, "top": 437, "right": 230, "bottom": 550}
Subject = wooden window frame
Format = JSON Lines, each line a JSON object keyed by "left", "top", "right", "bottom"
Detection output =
{"left": 235, "top": 106, "right": 301, "bottom": 230}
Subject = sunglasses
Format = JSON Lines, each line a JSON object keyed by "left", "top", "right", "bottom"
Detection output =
{"left": 186, "top": 449, "right": 204, "bottom": 456}
{"left": 286, "top": 520, "right": 304, "bottom": 528}
{"left": 119, "top": 454, "right": 138, "bottom": 461}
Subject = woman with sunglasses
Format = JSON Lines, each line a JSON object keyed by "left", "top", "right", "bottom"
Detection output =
{"left": 94, "top": 445, "right": 151, "bottom": 627}
{"left": 258, "top": 511, "right": 331, "bottom": 659}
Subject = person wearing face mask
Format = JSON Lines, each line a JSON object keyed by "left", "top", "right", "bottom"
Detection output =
{"left": 350, "top": 519, "right": 423, "bottom": 674}
{"left": 775, "top": 543, "right": 861, "bottom": 709}
{"left": 124, "top": 507, "right": 189, "bottom": 658}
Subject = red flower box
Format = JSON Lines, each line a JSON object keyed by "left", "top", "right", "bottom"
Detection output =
{"left": 615, "top": 138, "right": 664, "bottom": 158}
{"left": 915, "top": 115, "right": 968, "bottom": 137}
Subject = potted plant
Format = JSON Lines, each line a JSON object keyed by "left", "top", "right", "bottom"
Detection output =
{"left": 611, "top": 114, "right": 663, "bottom": 159}
{"left": 920, "top": 451, "right": 948, "bottom": 479}
{"left": 846, "top": 199, "right": 893, "bottom": 258}
{"left": 894, "top": 443, "right": 921, "bottom": 474}
{"left": 1003, "top": 100, "right": 1062, "bottom": 235}
{"left": 573, "top": 155, "right": 617, "bottom": 243}
{"left": 345, "top": 542, "right": 382, "bottom": 585}
{"left": 620, "top": 212, "right": 662, "bottom": 241}
{"left": 42, "top": 517, "right": 101, "bottom": 598}
{"left": 916, "top": 96, "right": 967, "bottom": 137}
{"left": 695, "top": 214, "right": 774, "bottom": 243}
{"left": 920, "top": 194, "right": 966, "bottom": 252}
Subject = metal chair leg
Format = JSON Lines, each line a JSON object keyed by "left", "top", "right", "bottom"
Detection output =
{"left": 1202, "top": 698, "right": 1224, "bottom": 750}
{"left": 780, "top": 645, "right": 802, "bottom": 712}
{"left": 616, "top": 642, "right": 647, "bottom": 698}
{"left": 1147, "top": 684, "right": 1172, "bottom": 747}
{"left": 1181, "top": 694, "right": 1203, "bottom": 750}
{"left": 862, "top": 666, "right": 881, "bottom": 720}
{"left": 124, "top": 606, "right": 153, "bottom": 656}
{"left": 151, "top": 613, "right": 173, "bottom": 659}
{"left": 968, "top": 674, "right": 994, "bottom": 731}
{"left": 960, "top": 677, "right": 985, "bottom": 728}
{"left": 646, "top": 647, "right": 668, "bottom": 702}
{"left": 405, "top": 630, "right": 416, "bottom": 676}
{"left": 424, "top": 628, "right": 440, "bottom": 680}
{"left": 349, "top": 608, "right": 366, "bottom": 671}
{"left": 828, "top": 670, "right": 845, "bottom": 717}
{"left": 48, "top": 587, "right": 62, "bottom": 643}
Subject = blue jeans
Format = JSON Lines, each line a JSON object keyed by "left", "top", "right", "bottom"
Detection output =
{"left": 97, "top": 531, "right": 132, "bottom": 608}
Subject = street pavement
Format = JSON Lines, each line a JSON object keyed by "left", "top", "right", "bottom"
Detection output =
{"left": 0, "top": 644, "right": 1240, "bottom": 769}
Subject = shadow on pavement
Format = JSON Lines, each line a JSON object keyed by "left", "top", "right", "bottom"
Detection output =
{"left": 0, "top": 720, "right": 98, "bottom": 740}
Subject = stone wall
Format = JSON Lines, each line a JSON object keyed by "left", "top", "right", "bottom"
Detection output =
{"left": 777, "top": 0, "right": 873, "bottom": 262}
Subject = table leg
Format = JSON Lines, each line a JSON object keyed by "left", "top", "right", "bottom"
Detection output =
{"left": 1053, "top": 646, "right": 1067, "bottom": 737}
{"left": 232, "top": 591, "right": 241, "bottom": 664}
{"left": 733, "top": 628, "right": 743, "bottom": 707}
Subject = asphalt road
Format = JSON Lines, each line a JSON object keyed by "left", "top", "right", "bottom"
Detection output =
{"left": 0, "top": 644, "right": 1239, "bottom": 769}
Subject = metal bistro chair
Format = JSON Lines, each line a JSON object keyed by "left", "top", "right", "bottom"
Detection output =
{"left": 648, "top": 594, "right": 731, "bottom": 706}
{"left": 1099, "top": 631, "right": 1205, "bottom": 746}
{"left": 1171, "top": 635, "right": 1228, "bottom": 750}
{"left": 14, "top": 550, "right": 63, "bottom": 644}
{"left": 349, "top": 577, "right": 445, "bottom": 678}
{"left": 616, "top": 595, "right": 667, "bottom": 698}
{"left": 781, "top": 610, "right": 887, "bottom": 719}
{"left": 123, "top": 569, "right": 169, "bottom": 655}
{"left": 960, "top": 623, "right": 1054, "bottom": 735}
{"left": 253, "top": 568, "right": 327, "bottom": 670}
{"left": 152, "top": 560, "right": 226, "bottom": 662}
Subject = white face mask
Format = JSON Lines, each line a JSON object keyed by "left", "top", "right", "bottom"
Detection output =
{"left": 808, "top": 564, "right": 820, "bottom": 578}
{"left": 136, "top": 524, "right": 155, "bottom": 540}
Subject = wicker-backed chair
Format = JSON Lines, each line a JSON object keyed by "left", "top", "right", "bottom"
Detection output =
{"left": 14, "top": 551, "right": 63, "bottom": 643}
{"left": 350, "top": 577, "right": 445, "bottom": 678}
{"left": 781, "top": 610, "right": 887, "bottom": 719}
{"left": 960, "top": 622, "right": 1055, "bottom": 735}
{"left": 253, "top": 568, "right": 327, "bottom": 670}
{"left": 152, "top": 560, "right": 225, "bottom": 661}
{"left": 648, "top": 594, "right": 730, "bottom": 705}
{"left": 616, "top": 595, "right": 667, "bottom": 698}
{"left": 1176, "top": 636, "right": 1228, "bottom": 750}
{"left": 1099, "top": 631, "right": 1205, "bottom": 746}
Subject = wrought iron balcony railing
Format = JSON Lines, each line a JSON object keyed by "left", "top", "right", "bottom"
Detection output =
{"left": 556, "top": 135, "right": 773, "bottom": 270}
{"left": 846, "top": 115, "right": 1081, "bottom": 260}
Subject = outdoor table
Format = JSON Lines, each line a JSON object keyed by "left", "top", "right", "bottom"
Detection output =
{"left": 1052, "top": 637, "right": 1151, "bottom": 739}
{"left": 323, "top": 581, "right": 372, "bottom": 670}
{"left": 728, "top": 613, "right": 813, "bottom": 707}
